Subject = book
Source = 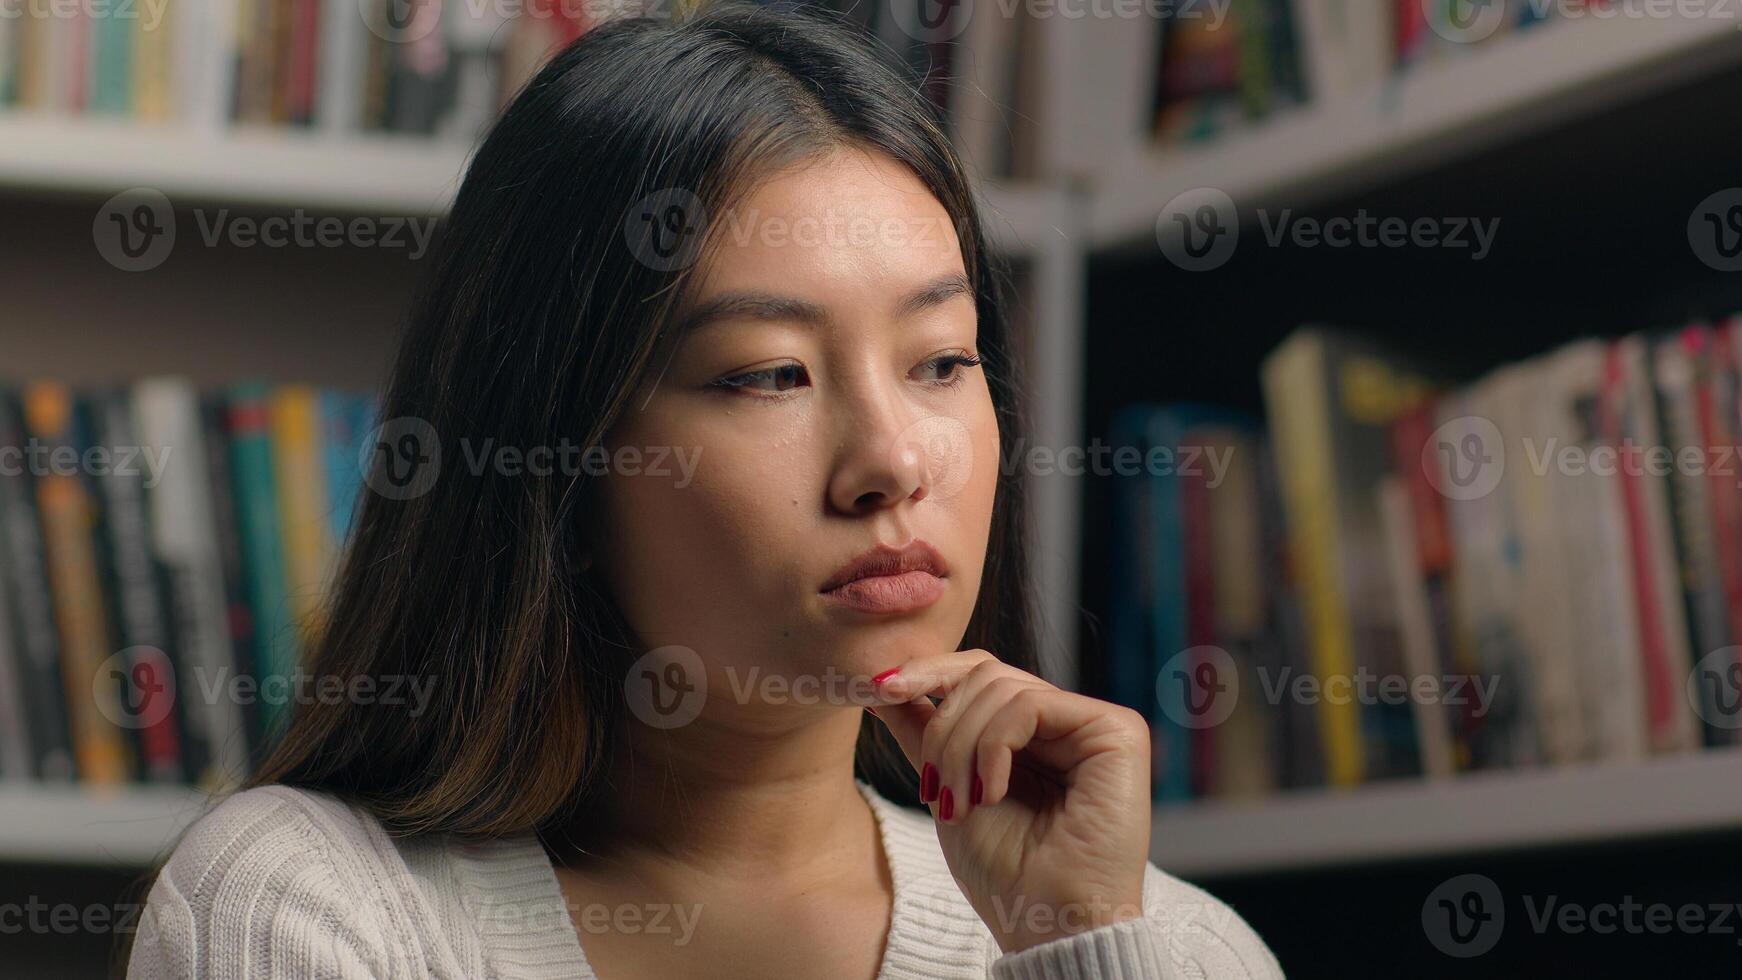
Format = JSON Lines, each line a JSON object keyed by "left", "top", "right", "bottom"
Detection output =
{"left": 0, "top": 390, "right": 76, "bottom": 781}
{"left": 1261, "top": 328, "right": 1430, "bottom": 786}
{"left": 24, "top": 381, "right": 131, "bottom": 784}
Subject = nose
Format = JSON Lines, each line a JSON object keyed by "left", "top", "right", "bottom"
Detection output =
{"left": 826, "top": 385, "right": 930, "bottom": 516}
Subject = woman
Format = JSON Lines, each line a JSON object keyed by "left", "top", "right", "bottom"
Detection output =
{"left": 127, "top": 5, "right": 1280, "bottom": 977}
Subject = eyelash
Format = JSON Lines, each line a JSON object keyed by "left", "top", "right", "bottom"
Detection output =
{"left": 710, "top": 351, "right": 983, "bottom": 397}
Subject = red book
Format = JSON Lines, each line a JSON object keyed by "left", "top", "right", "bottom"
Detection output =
{"left": 1602, "top": 344, "right": 1678, "bottom": 746}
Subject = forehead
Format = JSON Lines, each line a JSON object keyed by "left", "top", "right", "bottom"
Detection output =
{"left": 690, "top": 147, "right": 967, "bottom": 298}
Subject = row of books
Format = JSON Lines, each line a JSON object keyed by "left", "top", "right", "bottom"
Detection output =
{"left": 0, "top": 379, "right": 377, "bottom": 788}
{"left": 0, "top": 0, "right": 597, "bottom": 139}
{"left": 1111, "top": 322, "right": 1742, "bottom": 802}
{"left": 0, "top": 0, "right": 1045, "bottom": 177}
{"left": 1152, "top": 0, "right": 1574, "bottom": 147}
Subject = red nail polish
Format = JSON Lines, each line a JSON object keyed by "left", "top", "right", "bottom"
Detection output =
{"left": 970, "top": 775, "right": 983, "bottom": 806}
{"left": 939, "top": 785, "right": 954, "bottom": 821}
{"left": 920, "top": 763, "right": 939, "bottom": 802}
{"left": 872, "top": 668, "right": 900, "bottom": 685}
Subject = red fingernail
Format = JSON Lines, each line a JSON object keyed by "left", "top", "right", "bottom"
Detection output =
{"left": 872, "top": 668, "right": 900, "bottom": 685}
{"left": 939, "top": 785, "right": 954, "bottom": 821}
{"left": 920, "top": 763, "right": 939, "bottom": 802}
{"left": 970, "top": 775, "right": 983, "bottom": 806}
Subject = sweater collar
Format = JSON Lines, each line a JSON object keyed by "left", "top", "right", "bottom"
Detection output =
{"left": 467, "top": 781, "right": 988, "bottom": 978}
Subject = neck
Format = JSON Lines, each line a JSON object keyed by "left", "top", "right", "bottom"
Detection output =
{"left": 553, "top": 704, "right": 874, "bottom": 880}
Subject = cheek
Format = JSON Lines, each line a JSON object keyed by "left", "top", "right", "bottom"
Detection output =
{"left": 598, "top": 410, "right": 822, "bottom": 642}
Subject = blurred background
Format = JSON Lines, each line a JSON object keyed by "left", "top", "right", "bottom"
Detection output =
{"left": 3, "top": 0, "right": 1742, "bottom": 975}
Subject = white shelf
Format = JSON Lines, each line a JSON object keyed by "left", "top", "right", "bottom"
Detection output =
{"left": 1092, "top": 15, "right": 1742, "bottom": 247}
{"left": 1150, "top": 748, "right": 1742, "bottom": 878}
{"left": 8, "top": 749, "right": 1742, "bottom": 868}
{"left": 0, "top": 112, "right": 467, "bottom": 214}
{"left": 0, "top": 784, "right": 214, "bottom": 866}
{"left": 0, "top": 111, "right": 1068, "bottom": 259}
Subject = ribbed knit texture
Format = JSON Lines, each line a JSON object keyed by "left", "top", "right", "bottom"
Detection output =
{"left": 128, "top": 783, "right": 1283, "bottom": 979}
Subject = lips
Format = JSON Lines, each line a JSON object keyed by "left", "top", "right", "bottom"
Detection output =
{"left": 820, "top": 540, "right": 948, "bottom": 614}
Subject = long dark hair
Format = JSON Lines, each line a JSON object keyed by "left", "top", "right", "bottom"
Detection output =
{"left": 263, "top": 2, "right": 1037, "bottom": 836}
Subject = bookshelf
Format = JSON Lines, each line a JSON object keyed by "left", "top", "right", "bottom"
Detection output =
{"left": 9, "top": 0, "right": 1742, "bottom": 916}
{"left": 0, "top": 110, "right": 1071, "bottom": 254}
{"left": 1150, "top": 748, "right": 1742, "bottom": 878}
{"left": 0, "top": 784, "right": 212, "bottom": 866}
{"left": 6, "top": 745, "right": 1742, "bottom": 869}
{"left": 0, "top": 113, "right": 464, "bottom": 214}
{"left": 1085, "top": 14, "right": 1742, "bottom": 248}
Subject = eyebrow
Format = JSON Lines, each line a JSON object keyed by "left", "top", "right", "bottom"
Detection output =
{"left": 677, "top": 272, "right": 974, "bottom": 334}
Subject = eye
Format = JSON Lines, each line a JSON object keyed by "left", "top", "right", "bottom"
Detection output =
{"left": 914, "top": 350, "right": 983, "bottom": 386}
{"left": 711, "top": 362, "right": 810, "bottom": 394}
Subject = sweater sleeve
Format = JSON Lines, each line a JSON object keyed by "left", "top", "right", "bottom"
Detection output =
{"left": 126, "top": 787, "right": 398, "bottom": 980}
{"left": 989, "top": 863, "right": 1284, "bottom": 980}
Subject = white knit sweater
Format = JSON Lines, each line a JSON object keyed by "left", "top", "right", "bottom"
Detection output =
{"left": 127, "top": 782, "right": 1283, "bottom": 979}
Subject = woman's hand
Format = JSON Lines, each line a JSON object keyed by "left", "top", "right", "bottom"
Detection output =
{"left": 867, "top": 650, "right": 1151, "bottom": 954}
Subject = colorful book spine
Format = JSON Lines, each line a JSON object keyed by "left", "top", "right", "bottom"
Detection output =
{"left": 269, "top": 385, "right": 334, "bottom": 654}
{"left": 0, "top": 390, "right": 76, "bottom": 780}
{"left": 135, "top": 378, "right": 253, "bottom": 788}
{"left": 86, "top": 389, "right": 185, "bottom": 783}
{"left": 226, "top": 383, "right": 294, "bottom": 744}
{"left": 24, "top": 382, "right": 130, "bottom": 784}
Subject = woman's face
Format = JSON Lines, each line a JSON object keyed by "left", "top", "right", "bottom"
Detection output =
{"left": 597, "top": 147, "right": 999, "bottom": 718}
